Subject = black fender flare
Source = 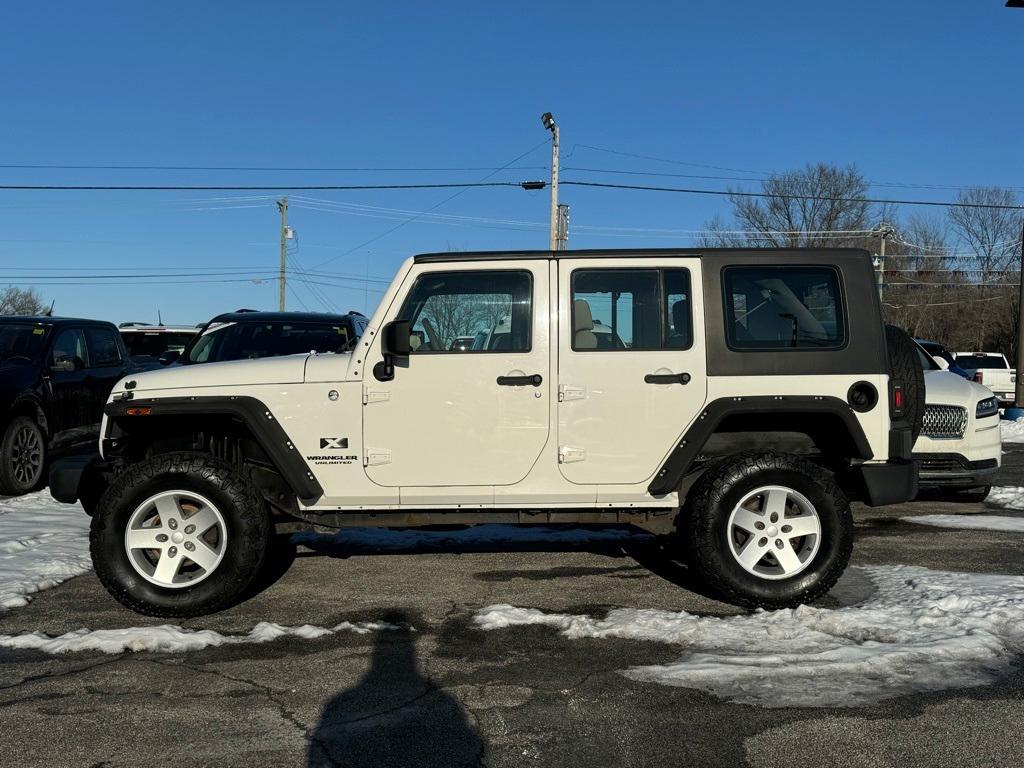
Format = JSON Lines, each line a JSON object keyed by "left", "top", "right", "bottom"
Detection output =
{"left": 104, "top": 395, "right": 324, "bottom": 502}
{"left": 647, "top": 395, "right": 874, "bottom": 496}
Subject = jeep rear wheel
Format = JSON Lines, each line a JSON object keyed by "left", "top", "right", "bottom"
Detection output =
{"left": 90, "top": 452, "right": 271, "bottom": 617}
{"left": 680, "top": 451, "right": 853, "bottom": 609}
{"left": 0, "top": 416, "right": 46, "bottom": 496}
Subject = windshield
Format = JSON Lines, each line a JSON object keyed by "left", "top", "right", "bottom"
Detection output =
{"left": 0, "top": 323, "right": 50, "bottom": 365}
{"left": 955, "top": 355, "right": 1008, "bottom": 371}
{"left": 185, "top": 321, "right": 355, "bottom": 363}
{"left": 121, "top": 331, "right": 197, "bottom": 358}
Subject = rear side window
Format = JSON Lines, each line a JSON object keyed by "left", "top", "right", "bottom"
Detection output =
{"left": 571, "top": 268, "right": 692, "bottom": 351}
{"left": 85, "top": 327, "right": 123, "bottom": 367}
{"left": 724, "top": 266, "right": 845, "bottom": 350}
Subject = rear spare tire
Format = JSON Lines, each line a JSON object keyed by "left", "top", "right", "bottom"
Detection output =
{"left": 680, "top": 451, "right": 853, "bottom": 610}
{"left": 885, "top": 324, "right": 925, "bottom": 441}
{"left": 90, "top": 452, "right": 271, "bottom": 617}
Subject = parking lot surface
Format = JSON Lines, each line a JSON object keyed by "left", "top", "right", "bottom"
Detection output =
{"left": 2, "top": 449, "right": 1024, "bottom": 767}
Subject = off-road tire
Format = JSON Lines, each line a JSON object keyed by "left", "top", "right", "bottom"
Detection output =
{"left": 885, "top": 324, "right": 925, "bottom": 441}
{"left": 0, "top": 416, "right": 46, "bottom": 496}
{"left": 90, "top": 452, "right": 271, "bottom": 617}
{"left": 941, "top": 485, "right": 991, "bottom": 504}
{"left": 680, "top": 451, "right": 853, "bottom": 610}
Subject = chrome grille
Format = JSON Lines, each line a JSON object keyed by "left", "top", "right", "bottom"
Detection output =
{"left": 921, "top": 405, "right": 968, "bottom": 440}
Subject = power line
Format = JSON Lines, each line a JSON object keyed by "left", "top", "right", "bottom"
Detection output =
{"left": 0, "top": 163, "right": 549, "bottom": 173}
{"left": 560, "top": 180, "right": 1024, "bottom": 211}
{"left": 311, "top": 138, "right": 552, "bottom": 269}
{"left": 0, "top": 182, "right": 528, "bottom": 191}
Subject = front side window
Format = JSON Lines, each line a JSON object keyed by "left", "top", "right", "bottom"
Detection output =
{"left": 571, "top": 268, "right": 692, "bottom": 351}
{"left": 50, "top": 328, "right": 87, "bottom": 370}
{"left": 724, "top": 266, "right": 845, "bottom": 350}
{"left": 85, "top": 327, "right": 123, "bottom": 367}
{"left": 397, "top": 271, "right": 532, "bottom": 353}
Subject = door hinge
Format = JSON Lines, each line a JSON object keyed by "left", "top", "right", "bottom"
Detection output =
{"left": 363, "top": 387, "right": 391, "bottom": 405}
{"left": 559, "top": 445, "right": 586, "bottom": 464}
{"left": 558, "top": 385, "right": 585, "bottom": 402}
{"left": 363, "top": 447, "right": 392, "bottom": 466}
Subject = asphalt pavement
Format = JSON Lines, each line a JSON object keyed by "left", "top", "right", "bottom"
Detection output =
{"left": 2, "top": 449, "right": 1024, "bottom": 767}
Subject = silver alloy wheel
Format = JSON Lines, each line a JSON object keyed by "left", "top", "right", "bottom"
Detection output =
{"left": 726, "top": 485, "right": 821, "bottom": 581}
{"left": 10, "top": 424, "right": 43, "bottom": 487}
{"left": 124, "top": 490, "right": 228, "bottom": 589}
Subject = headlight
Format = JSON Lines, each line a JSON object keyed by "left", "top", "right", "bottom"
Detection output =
{"left": 976, "top": 396, "right": 999, "bottom": 419}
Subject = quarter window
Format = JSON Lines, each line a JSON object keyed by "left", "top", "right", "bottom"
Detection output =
{"left": 397, "top": 271, "right": 532, "bottom": 353}
{"left": 571, "top": 269, "right": 692, "bottom": 351}
{"left": 724, "top": 266, "right": 845, "bottom": 350}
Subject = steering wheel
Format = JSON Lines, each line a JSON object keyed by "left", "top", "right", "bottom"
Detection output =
{"left": 421, "top": 318, "right": 443, "bottom": 351}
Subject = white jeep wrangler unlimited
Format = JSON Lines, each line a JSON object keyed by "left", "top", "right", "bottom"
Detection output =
{"left": 51, "top": 248, "right": 923, "bottom": 617}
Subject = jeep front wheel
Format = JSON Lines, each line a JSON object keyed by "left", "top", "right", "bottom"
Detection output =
{"left": 90, "top": 452, "right": 271, "bottom": 617}
{"left": 680, "top": 451, "right": 853, "bottom": 609}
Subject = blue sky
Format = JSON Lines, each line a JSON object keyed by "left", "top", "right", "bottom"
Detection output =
{"left": 1, "top": 1, "right": 1021, "bottom": 324}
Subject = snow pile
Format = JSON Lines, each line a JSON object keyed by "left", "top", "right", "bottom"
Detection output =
{"left": 294, "top": 524, "right": 651, "bottom": 552}
{"left": 0, "top": 619, "right": 400, "bottom": 655}
{"left": 1001, "top": 419, "right": 1024, "bottom": 444}
{"left": 475, "top": 566, "right": 1024, "bottom": 708}
{"left": 903, "top": 514, "right": 1024, "bottom": 533}
{"left": 988, "top": 485, "right": 1024, "bottom": 510}
{"left": 0, "top": 492, "right": 91, "bottom": 611}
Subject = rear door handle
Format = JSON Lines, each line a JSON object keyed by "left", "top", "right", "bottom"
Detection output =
{"left": 644, "top": 372, "right": 691, "bottom": 385}
{"left": 497, "top": 374, "right": 543, "bottom": 387}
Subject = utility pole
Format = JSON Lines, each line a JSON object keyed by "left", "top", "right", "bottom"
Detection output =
{"left": 542, "top": 112, "right": 559, "bottom": 250}
{"left": 276, "top": 197, "right": 288, "bottom": 311}
{"left": 555, "top": 203, "right": 570, "bottom": 250}
{"left": 874, "top": 223, "right": 894, "bottom": 303}
{"left": 1015, "top": 221, "right": 1024, "bottom": 407}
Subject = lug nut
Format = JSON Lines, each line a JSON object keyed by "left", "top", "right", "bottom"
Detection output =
{"left": 758, "top": 537, "right": 768, "bottom": 547}
{"left": 770, "top": 513, "right": 778, "bottom": 523}
{"left": 168, "top": 546, "right": 178, "bottom": 557}
{"left": 168, "top": 519, "right": 178, "bottom": 530}
{"left": 781, "top": 525, "right": 792, "bottom": 534}
{"left": 184, "top": 524, "right": 196, "bottom": 534}
{"left": 775, "top": 539, "right": 783, "bottom": 548}
{"left": 754, "top": 521, "right": 765, "bottom": 530}
{"left": 184, "top": 541, "right": 195, "bottom": 552}
{"left": 156, "top": 534, "right": 169, "bottom": 543}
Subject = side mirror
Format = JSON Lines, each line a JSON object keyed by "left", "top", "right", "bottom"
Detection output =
{"left": 374, "top": 320, "right": 412, "bottom": 382}
{"left": 932, "top": 355, "right": 949, "bottom": 370}
{"left": 382, "top": 320, "right": 412, "bottom": 357}
{"left": 159, "top": 349, "right": 181, "bottom": 365}
{"left": 51, "top": 355, "right": 78, "bottom": 373}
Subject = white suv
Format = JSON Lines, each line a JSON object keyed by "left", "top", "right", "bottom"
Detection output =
{"left": 50, "top": 248, "right": 923, "bottom": 617}
{"left": 914, "top": 345, "right": 1000, "bottom": 501}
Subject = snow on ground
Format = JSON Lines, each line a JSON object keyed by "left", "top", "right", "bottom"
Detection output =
{"left": 1001, "top": 418, "right": 1024, "bottom": 444}
{"left": 0, "top": 619, "right": 399, "bottom": 655}
{"left": 0, "top": 492, "right": 90, "bottom": 612}
{"left": 988, "top": 485, "right": 1024, "bottom": 510}
{"left": 475, "top": 565, "right": 1024, "bottom": 708}
{"left": 903, "top": 514, "right": 1024, "bottom": 532}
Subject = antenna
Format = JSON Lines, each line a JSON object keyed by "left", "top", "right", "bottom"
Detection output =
{"left": 158, "top": 309, "right": 163, "bottom": 325}
{"left": 44, "top": 300, "right": 54, "bottom": 317}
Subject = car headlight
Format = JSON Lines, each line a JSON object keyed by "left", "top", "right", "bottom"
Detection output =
{"left": 976, "top": 396, "right": 999, "bottom": 419}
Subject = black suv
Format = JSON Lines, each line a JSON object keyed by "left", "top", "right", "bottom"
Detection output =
{"left": 162, "top": 310, "right": 368, "bottom": 365}
{"left": 0, "top": 317, "right": 151, "bottom": 495}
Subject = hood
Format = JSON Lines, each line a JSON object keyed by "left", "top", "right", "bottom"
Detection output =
{"left": 120, "top": 354, "right": 310, "bottom": 393}
{"left": 924, "top": 369, "right": 991, "bottom": 406}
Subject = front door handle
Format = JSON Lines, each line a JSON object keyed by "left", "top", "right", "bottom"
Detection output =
{"left": 497, "top": 374, "right": 543, "bottom": 387}
{"left": 644, "top": 372, "right": 691, "bottom": 385}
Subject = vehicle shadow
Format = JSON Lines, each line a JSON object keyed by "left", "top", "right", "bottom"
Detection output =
{"left": 307, "top": 610, "right": 484, "bottom": 768}
{"left": 292, "top": 523, "right": 653, "bottom": 559}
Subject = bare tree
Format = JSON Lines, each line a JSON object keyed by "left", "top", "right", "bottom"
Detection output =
{"left": 948, "top": 187, "right": 1022, "bottom": 281}
{"left": 699, "top": 164, "right": 889, "bottom": 249}
{"left": 0, "top": 286, "right": 46, "bottom": 315}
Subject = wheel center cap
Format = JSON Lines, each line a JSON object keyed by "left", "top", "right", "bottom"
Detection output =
{"left": 766, "top": 525, "right": 779, "bottom": 537}
{"left": 171, "top": 531, "right": 185, "bottom": 544}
